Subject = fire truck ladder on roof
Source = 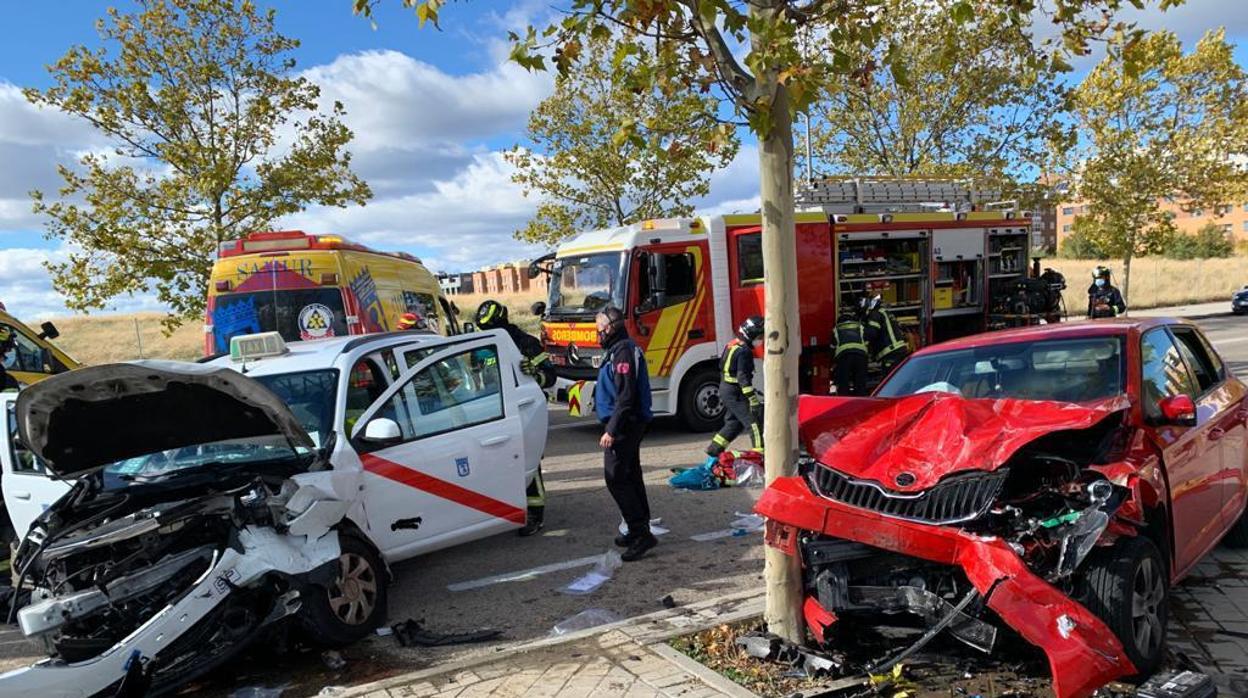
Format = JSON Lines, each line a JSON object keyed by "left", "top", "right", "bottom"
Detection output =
{"left": 796, "top": 177, "right": 1002, "bottom": 214}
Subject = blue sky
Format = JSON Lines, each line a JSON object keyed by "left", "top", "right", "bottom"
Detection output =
{"left": 0, "top": 0, "right": 1245, "bottom": 318}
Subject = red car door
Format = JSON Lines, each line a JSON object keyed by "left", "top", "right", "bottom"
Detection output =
{"left": 1170, "top": 326, "right": 1248, "bottom": 534}
{"left": 1139, "top": 327, "right": 1224, "bottom": 576}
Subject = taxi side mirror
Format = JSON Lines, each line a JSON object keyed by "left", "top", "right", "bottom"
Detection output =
{"left": 361, "top": 418, "right": 403, "bottom": 446}
{"left": 1158, "top": 394, "right": 1197, "bottom": 427}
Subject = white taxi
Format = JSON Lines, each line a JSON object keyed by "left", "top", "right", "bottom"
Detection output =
{"left": 0, "top": 329, "right": 547, "bottom": 696}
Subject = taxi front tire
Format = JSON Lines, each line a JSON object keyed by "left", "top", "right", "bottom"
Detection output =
{"left": 302, "top": 533, "right": 388, "bottom": 645}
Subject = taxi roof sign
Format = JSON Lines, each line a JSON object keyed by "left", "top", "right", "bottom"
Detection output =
{"left": 230, "top": 332, "right": 288, "bottom": 362}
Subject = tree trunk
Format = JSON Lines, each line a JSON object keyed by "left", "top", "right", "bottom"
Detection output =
{"left": 757, "top": 77, "right": 805, "bottom": 645}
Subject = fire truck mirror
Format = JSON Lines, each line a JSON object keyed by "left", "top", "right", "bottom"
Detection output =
{"left": 530, "top": 301, "right": 546, "bottom": 317}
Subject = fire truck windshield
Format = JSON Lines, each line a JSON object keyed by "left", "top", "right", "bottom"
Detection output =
{"left": 548, "top": 252, "right": 628, "bottom": 317}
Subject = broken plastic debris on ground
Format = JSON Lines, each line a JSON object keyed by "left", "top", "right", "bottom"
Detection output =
{"left": 550, "top": 608, "right": 623, "bottom": 636}
{"left": 389, "top": 618, "right": 502, "bottom": 647}
{"left": 559, "top": 549, "right": 623, "bottom": 595}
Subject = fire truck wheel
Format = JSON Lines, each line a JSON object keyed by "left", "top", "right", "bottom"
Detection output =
{"left": 679, "top": 367, "right": 725, "bottom": 432}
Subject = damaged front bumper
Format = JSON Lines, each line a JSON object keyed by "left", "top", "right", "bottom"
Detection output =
{"left": 757, "top": 476, "right": 1136, "bottom": 698}
{"left": 0, "top": 527, "right": 341, "bottom": 698}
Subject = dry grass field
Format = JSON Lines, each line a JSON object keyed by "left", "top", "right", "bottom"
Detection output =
{"left": 51, "top": 312, "right": 204, "bottom": 365}
{"left": 43, "top": 257, "right": 1246, "bottom": 366}
{"left": 1045, "top": 256, "right": 1248, "bottom": 313}
{"left": 451, "top": 289, "right": 548, "bottom": 334}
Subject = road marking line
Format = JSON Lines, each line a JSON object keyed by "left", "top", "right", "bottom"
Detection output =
{"left": 448, "top": 554, "right": 603, "bottom": 592}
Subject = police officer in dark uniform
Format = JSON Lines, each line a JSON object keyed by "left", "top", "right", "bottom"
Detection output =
{"left": 706, "top": 316, "right": 764, "bottom": 458}
{"left": 476, "top": 300, "right": 555, "bottom": 536}
{"left": 862, "top": 295, "right": 910, "bottom": 374}
{"left": 593, "top": 307, "right": 657, "bottom": 562}
{"left": 0, "top": 326, "right": 18, "bottom": 392}
{"left": 831, "top": 307, "right": 869, "bottom": 396}
{"left": 1087, "top": 266, "right": 1126, "bottom": 319}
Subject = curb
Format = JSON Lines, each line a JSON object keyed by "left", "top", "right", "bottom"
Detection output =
{"left": 339, "top": 588, "right": 766, "bottom": 697}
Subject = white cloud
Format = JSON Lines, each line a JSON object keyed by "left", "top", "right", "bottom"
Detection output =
{"left": 279, "top": 151, "right": 545, "bottom": 273}
{"left": 0, "top": 247, "right": 67, "bottom": 319}
{"left": 304, "top": 49, "right": 552, "bottom": 148}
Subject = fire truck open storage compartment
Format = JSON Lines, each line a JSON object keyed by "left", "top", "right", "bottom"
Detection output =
{"left": 834, "top": 230, "right": 929, "bottom": 351}
{"left": 987, "top": 225, "right": 1036, "bottom": 327}
{"left": 930, "top": 227, "right": 986, "bottom": 343}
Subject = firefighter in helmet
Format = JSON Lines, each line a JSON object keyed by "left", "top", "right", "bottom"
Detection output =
{"left": 862, "top": 295, "right": 910, "bottom": 374}
{"left": 476, "top": 299, "right": 554, "bottom": 536}
{"left": 706, "top": 316, "right": 765, "bottom": 459}
{"left": 1087, "top": 266, "right": 1126, "bottom": 319}
{"left": 831, "top": 305, "right": 869, "bottom": 396}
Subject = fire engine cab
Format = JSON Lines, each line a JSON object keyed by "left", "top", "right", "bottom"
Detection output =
{"left": 533, "top": 179, "right": 1057, "bottom": 431}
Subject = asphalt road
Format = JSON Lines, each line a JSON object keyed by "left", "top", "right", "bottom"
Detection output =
{"left": 4, "top": 312, "right": 1248, "bottom": 696}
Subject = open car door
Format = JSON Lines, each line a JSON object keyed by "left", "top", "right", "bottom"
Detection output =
{"left": 350, "top": 335, "right": 527, "bottom": 560}
{"left": 1, "top": 394, "right": 71, "bottom": 541}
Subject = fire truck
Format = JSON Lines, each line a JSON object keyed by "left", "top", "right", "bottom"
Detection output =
{"left": 532, "top": 179, "right": 1057, "bottom": 431}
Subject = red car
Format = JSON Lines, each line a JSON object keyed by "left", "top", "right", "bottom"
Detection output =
{"left": 757, "top": 318, "right": 1248, "bottom": 698}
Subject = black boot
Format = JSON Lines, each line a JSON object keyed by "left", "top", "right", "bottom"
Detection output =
{"left": 621, "top": 533, "right": 658, "bottom": 562}
{"left": 518, "top": 507, "right": 544, "bottom": 537}
{"left": 614, "top": 531, "right": 634, "bottom": 547}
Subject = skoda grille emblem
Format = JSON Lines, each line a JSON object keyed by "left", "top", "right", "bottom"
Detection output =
{"left": 895, "top": 472, "right": 916, "bottom": 487}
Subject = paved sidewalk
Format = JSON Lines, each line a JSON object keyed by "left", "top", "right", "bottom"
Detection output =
{"left": 341, "top": 542, "right": 1248, "bottom": 698}
{"left": 341, "top": 590, "right": 763, "bottom": 698}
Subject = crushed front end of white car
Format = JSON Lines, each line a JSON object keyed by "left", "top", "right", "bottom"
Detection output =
{"left": 1, "top": 362, "right": 357, "bottom": 697}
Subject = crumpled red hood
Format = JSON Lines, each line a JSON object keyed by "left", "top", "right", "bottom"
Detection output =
{"left": 798, "top": 393, "right": 1131, "bottom": 492}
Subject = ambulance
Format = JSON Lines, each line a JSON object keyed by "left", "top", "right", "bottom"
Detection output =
{"left": 534, "top": 178, "right": 1052, "bottom": 430}
{"left": 205, "top": 230, "right": 458, "bottom": 356}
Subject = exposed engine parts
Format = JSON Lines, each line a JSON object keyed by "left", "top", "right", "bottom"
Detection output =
{"left": 3, "top": 472, "right": 346, "bottom": 697}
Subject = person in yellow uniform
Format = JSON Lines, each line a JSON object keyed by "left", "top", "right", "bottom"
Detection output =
{"left": 862, "top": 295, "right": 910, "bottom": 375}
{"left": 705, "top": 316, "right": 764, "bottom": 460}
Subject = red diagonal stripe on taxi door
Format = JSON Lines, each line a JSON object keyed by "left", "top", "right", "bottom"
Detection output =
{"left": 360, "top": 453, "right": 527, "bottom": 525}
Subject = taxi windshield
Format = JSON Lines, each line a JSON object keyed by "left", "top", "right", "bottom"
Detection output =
{"left": 99, "top": 369, "right": 338, "bottom": 487}
{"left": 548, "top": 252, "right": 627, "bottom": 316}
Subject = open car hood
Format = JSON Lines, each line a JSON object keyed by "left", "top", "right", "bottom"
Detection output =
{"left": 16, "top": 360, "right": 315, "bottom": 479}
{"left": 798, "top": 393, "right": 1131, "bottom": 492}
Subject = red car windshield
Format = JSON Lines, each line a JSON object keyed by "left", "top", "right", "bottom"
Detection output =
{"left": 876, "top": 337, "right": 1126, "bottom": 403}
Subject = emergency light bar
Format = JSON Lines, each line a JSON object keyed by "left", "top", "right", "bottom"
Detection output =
{"left": 230, "top": 332, "right": 288, "bottom": 362}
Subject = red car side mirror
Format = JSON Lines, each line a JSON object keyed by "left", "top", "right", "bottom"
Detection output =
{"left": 1159, "top": 394, "right": 1197, "bottom": 426}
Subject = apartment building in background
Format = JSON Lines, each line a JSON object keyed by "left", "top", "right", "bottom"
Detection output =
{"left": 1056, "top": 198, "right": 1248, "bottom": 249}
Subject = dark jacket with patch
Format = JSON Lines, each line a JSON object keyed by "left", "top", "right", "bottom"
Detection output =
{"left": 594, "top": 336, "right": 653, "bottom": 436}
